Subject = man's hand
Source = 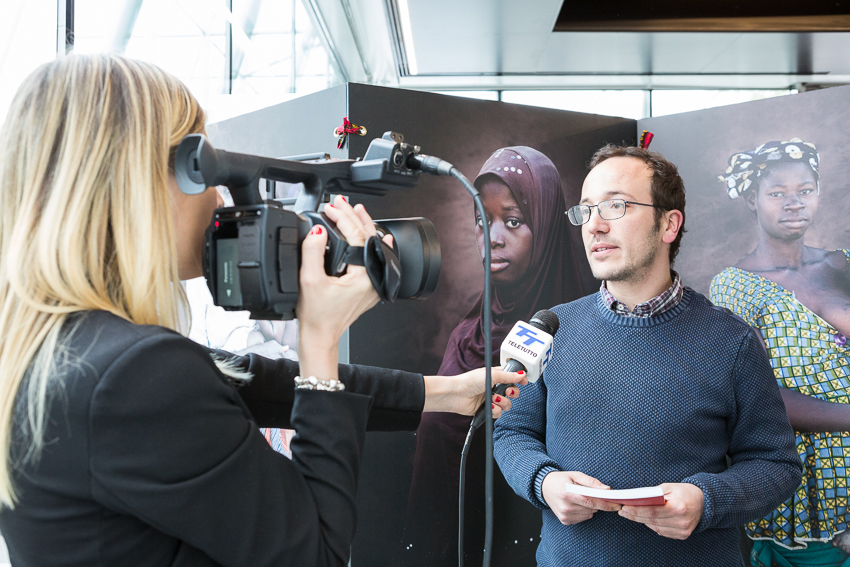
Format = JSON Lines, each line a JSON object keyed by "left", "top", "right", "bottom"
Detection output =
{"left": 618, "top": 482, "right": 704, "bottom": 540}
{"left": 541, "top": 471, "right": 622, "bottom": 525}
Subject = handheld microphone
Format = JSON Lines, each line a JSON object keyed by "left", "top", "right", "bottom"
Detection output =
{"left": 469, "top": 309, "right": 559, "bottom": 430}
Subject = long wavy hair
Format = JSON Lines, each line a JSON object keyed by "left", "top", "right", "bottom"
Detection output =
{"left": 0, "top": 54, "right": 205, "bottom": 508}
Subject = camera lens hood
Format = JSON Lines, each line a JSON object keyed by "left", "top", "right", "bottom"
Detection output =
{"left": 345, "top": 236, "right": 402, "bottom": 303}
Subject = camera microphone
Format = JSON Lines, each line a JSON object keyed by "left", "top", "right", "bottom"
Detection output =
{"left": 469, "top": 309, "right": 559, "bottom": 430}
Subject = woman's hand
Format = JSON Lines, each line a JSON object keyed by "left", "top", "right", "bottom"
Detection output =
{"left": 296, "top": 195, "right": 381, "bottom": 379}
{"left": 422, "top": 367, "right": 528, "bottom": 417}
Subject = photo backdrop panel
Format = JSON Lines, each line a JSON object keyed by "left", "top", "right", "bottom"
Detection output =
{"left": 343, "top": 84, "right": 635, "bottom": 567}
{"left": 638, "top": 86, "right": 850, "bottom": 294}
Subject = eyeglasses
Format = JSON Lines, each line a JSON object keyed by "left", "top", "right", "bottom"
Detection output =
{"left": 566, "top": 199, "right": 662, "bottom": 226}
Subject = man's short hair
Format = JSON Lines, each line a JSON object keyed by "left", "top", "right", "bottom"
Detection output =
{"left": 589, "top": 145, "right": 687, "bottom": 264}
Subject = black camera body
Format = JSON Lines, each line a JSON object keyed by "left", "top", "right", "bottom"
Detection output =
{"left": 175, "top": 132, "right": 441, "bottom": 320}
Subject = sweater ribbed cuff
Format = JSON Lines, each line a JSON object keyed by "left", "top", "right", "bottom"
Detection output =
{"left": 534, "top": 466, "right": 560, "bottom": 508}
{"left": 682, "top": 475, "right": 714, "bottom": 533}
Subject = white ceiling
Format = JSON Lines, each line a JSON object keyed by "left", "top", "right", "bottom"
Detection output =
{"left": 387, "top": 0, "right": 850, "bottom": 90}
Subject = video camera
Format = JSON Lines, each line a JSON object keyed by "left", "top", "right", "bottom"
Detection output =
{"left": 173, "top": 131, "right": 441, "bottom": 320}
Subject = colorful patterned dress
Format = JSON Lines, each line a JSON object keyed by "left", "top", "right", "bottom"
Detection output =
{"left": 709, "top": 252, "right": 850, "bottom": 549}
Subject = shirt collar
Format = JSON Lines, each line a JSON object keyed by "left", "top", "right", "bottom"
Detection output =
{"left": 600, "top": 271, "right": 684, "bottom": 318}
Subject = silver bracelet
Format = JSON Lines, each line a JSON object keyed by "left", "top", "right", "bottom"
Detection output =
{"left": 294, "top": 375, "right": 346, "bottom": 392}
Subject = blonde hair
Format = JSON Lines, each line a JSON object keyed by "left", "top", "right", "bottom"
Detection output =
{"left": 0, "top": 54, "right": 205, "bottom": 508}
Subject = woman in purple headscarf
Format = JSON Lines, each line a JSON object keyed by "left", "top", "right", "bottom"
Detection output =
{"left": 401, "top": 147, "right": 587, "bottom": 567}
{"left": 438, "top": 147, "right": 581, "bottom": 377}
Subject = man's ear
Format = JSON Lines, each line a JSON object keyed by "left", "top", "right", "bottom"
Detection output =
{"left": 661, "top": 210, "right": 683, "bottom": 245}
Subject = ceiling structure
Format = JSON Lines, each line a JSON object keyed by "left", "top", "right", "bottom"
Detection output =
{"left": 378, "top": 0, "right": 850, "bottom": 91}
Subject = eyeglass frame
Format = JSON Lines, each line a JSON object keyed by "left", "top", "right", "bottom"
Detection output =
{"left": 565, "top": 198, "right": 664, "bottom": 226}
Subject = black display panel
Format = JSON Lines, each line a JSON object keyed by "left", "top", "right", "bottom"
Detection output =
{"left": 216, "top": 238, "right": 242, "bottom": 307}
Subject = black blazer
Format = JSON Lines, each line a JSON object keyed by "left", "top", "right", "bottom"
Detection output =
{"left": 0, "top": 311, "right": 425, "bottom": 566}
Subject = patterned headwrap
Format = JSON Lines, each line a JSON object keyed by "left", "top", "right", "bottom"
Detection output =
{"left": 719, "top": 138, "right": 820, "bottom": 199}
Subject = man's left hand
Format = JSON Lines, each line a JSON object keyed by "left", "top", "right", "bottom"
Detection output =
{"left": 617, "top": 483, "right": 704, "bottom": 540}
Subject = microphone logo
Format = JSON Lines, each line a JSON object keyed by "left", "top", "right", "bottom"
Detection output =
{"left": 500, "top": 320, "right": 555, "bottom": 383}
{"left": 514, "top": 324, "right": 546, "bottom": 347}
{"left": 541, "top": 343, "right": 553, "bottom": 370}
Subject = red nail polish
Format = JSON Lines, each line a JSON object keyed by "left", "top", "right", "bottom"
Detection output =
{"left": 327, "top": 203, "right": 335, "bottom": 208}
{"left": 495, "top": 396, "right": 501, "bottom": 402}
{"left": 341, "top": 195, "right": 349, "bottom": 203}
{"left": 509, "top": 388, "right": 516, "bottom": 396}
{"left": 491, "top": 403, "right": 495, "bottom": 409}
{"left": 517, "top": 370, "right": 525, "bottom": 375}
{"left": 310, "top": 225, "right": 323, "bottom": 235}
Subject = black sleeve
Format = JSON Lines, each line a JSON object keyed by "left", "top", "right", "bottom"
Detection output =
{"left": 208, "top": 349, "right": 425, "bottom": 431}
{"left": 90, "top": 334, "right": 372, "bottom": 567}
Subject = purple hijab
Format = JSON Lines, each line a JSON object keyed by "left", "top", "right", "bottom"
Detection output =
{"left": 438, "top": 146, "right": 583, "bottom": 375}
{"left": 401, "top": 148, "right": 587, "bottom": 566}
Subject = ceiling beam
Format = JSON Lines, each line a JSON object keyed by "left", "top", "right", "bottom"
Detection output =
{"left": 398, "top": 73, "right": 850, "bottom": 91}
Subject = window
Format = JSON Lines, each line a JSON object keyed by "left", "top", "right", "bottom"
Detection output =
{"left": 501, "top": 90, "right": 649, "bottom": 120}
{"left": 73, "top": 0, "right": 342, "bottom": 122}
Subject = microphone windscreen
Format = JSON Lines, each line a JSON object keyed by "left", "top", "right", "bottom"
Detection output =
{"left": 529, "top": 309, "right": 559, "bottom": 336}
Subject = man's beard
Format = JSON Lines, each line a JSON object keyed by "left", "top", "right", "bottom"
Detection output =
{"left": 600, "top": 244, "right": 658, "bottom": 283}
{"left": 590, "top": 223, "right": 662, "bottom": 283}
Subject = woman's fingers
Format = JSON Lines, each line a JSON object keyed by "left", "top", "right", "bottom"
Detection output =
{"left": 493, "top": 393, "right": 512, "bottom": 415}
{"left": 300, "top": 225, "right": 329, "bottom": 284}
{"left": 490, "top": 367, "right": 529, "bottom": 389}
{"left": 351, "top": 202, "right": 379, "bottom": 237}
{"left": 323, "top": 195, "right": 371, "bottom": 245}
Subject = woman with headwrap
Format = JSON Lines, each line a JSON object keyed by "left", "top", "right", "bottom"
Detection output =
{"left": 710, "top": 139, "right": 850, "bottom": 567}
{"left": 401, "top": 147, "right": 587, "bottom": 566}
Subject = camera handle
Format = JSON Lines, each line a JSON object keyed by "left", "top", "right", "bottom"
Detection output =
{"left": 174, "top": 133, "right": 421, "bottom": 212}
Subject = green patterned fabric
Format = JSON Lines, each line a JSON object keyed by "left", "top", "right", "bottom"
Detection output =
{"left": 710, "top": 252, "right": 850, "bottom": 550}
{"left": 751, "top": 540, "right": 850, "bottom": 567}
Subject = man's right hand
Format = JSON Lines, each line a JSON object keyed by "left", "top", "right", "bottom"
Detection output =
{"left": 541, "top": 471, "right": 622, "bottom": 525}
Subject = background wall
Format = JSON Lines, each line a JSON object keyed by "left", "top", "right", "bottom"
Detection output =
{"left": 206, "top": 83, "right": 348, "bottom": 159}
{"left": 639, "top": 85, "right": 850, "bottom": 294}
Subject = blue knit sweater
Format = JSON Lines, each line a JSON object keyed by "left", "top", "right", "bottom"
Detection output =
{"left": 494, "top": 288, "right": 802, "bottom": 567}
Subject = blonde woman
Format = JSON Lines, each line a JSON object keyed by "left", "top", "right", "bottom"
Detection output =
{"left": 0, "top": 55, "right": 522, "bottom": 566}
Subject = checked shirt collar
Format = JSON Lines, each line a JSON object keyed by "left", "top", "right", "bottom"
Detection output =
{"left": 600, "top": 270, "right": 683, "bottom": 318}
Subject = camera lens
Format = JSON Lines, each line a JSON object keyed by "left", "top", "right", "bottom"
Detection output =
{"left": 374, "top": 218, "right": 440, "bottom": 299}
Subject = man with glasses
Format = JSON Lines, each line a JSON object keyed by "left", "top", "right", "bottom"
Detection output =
{"left": 494, "top": 145, "right": 801, "bottom": 567}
